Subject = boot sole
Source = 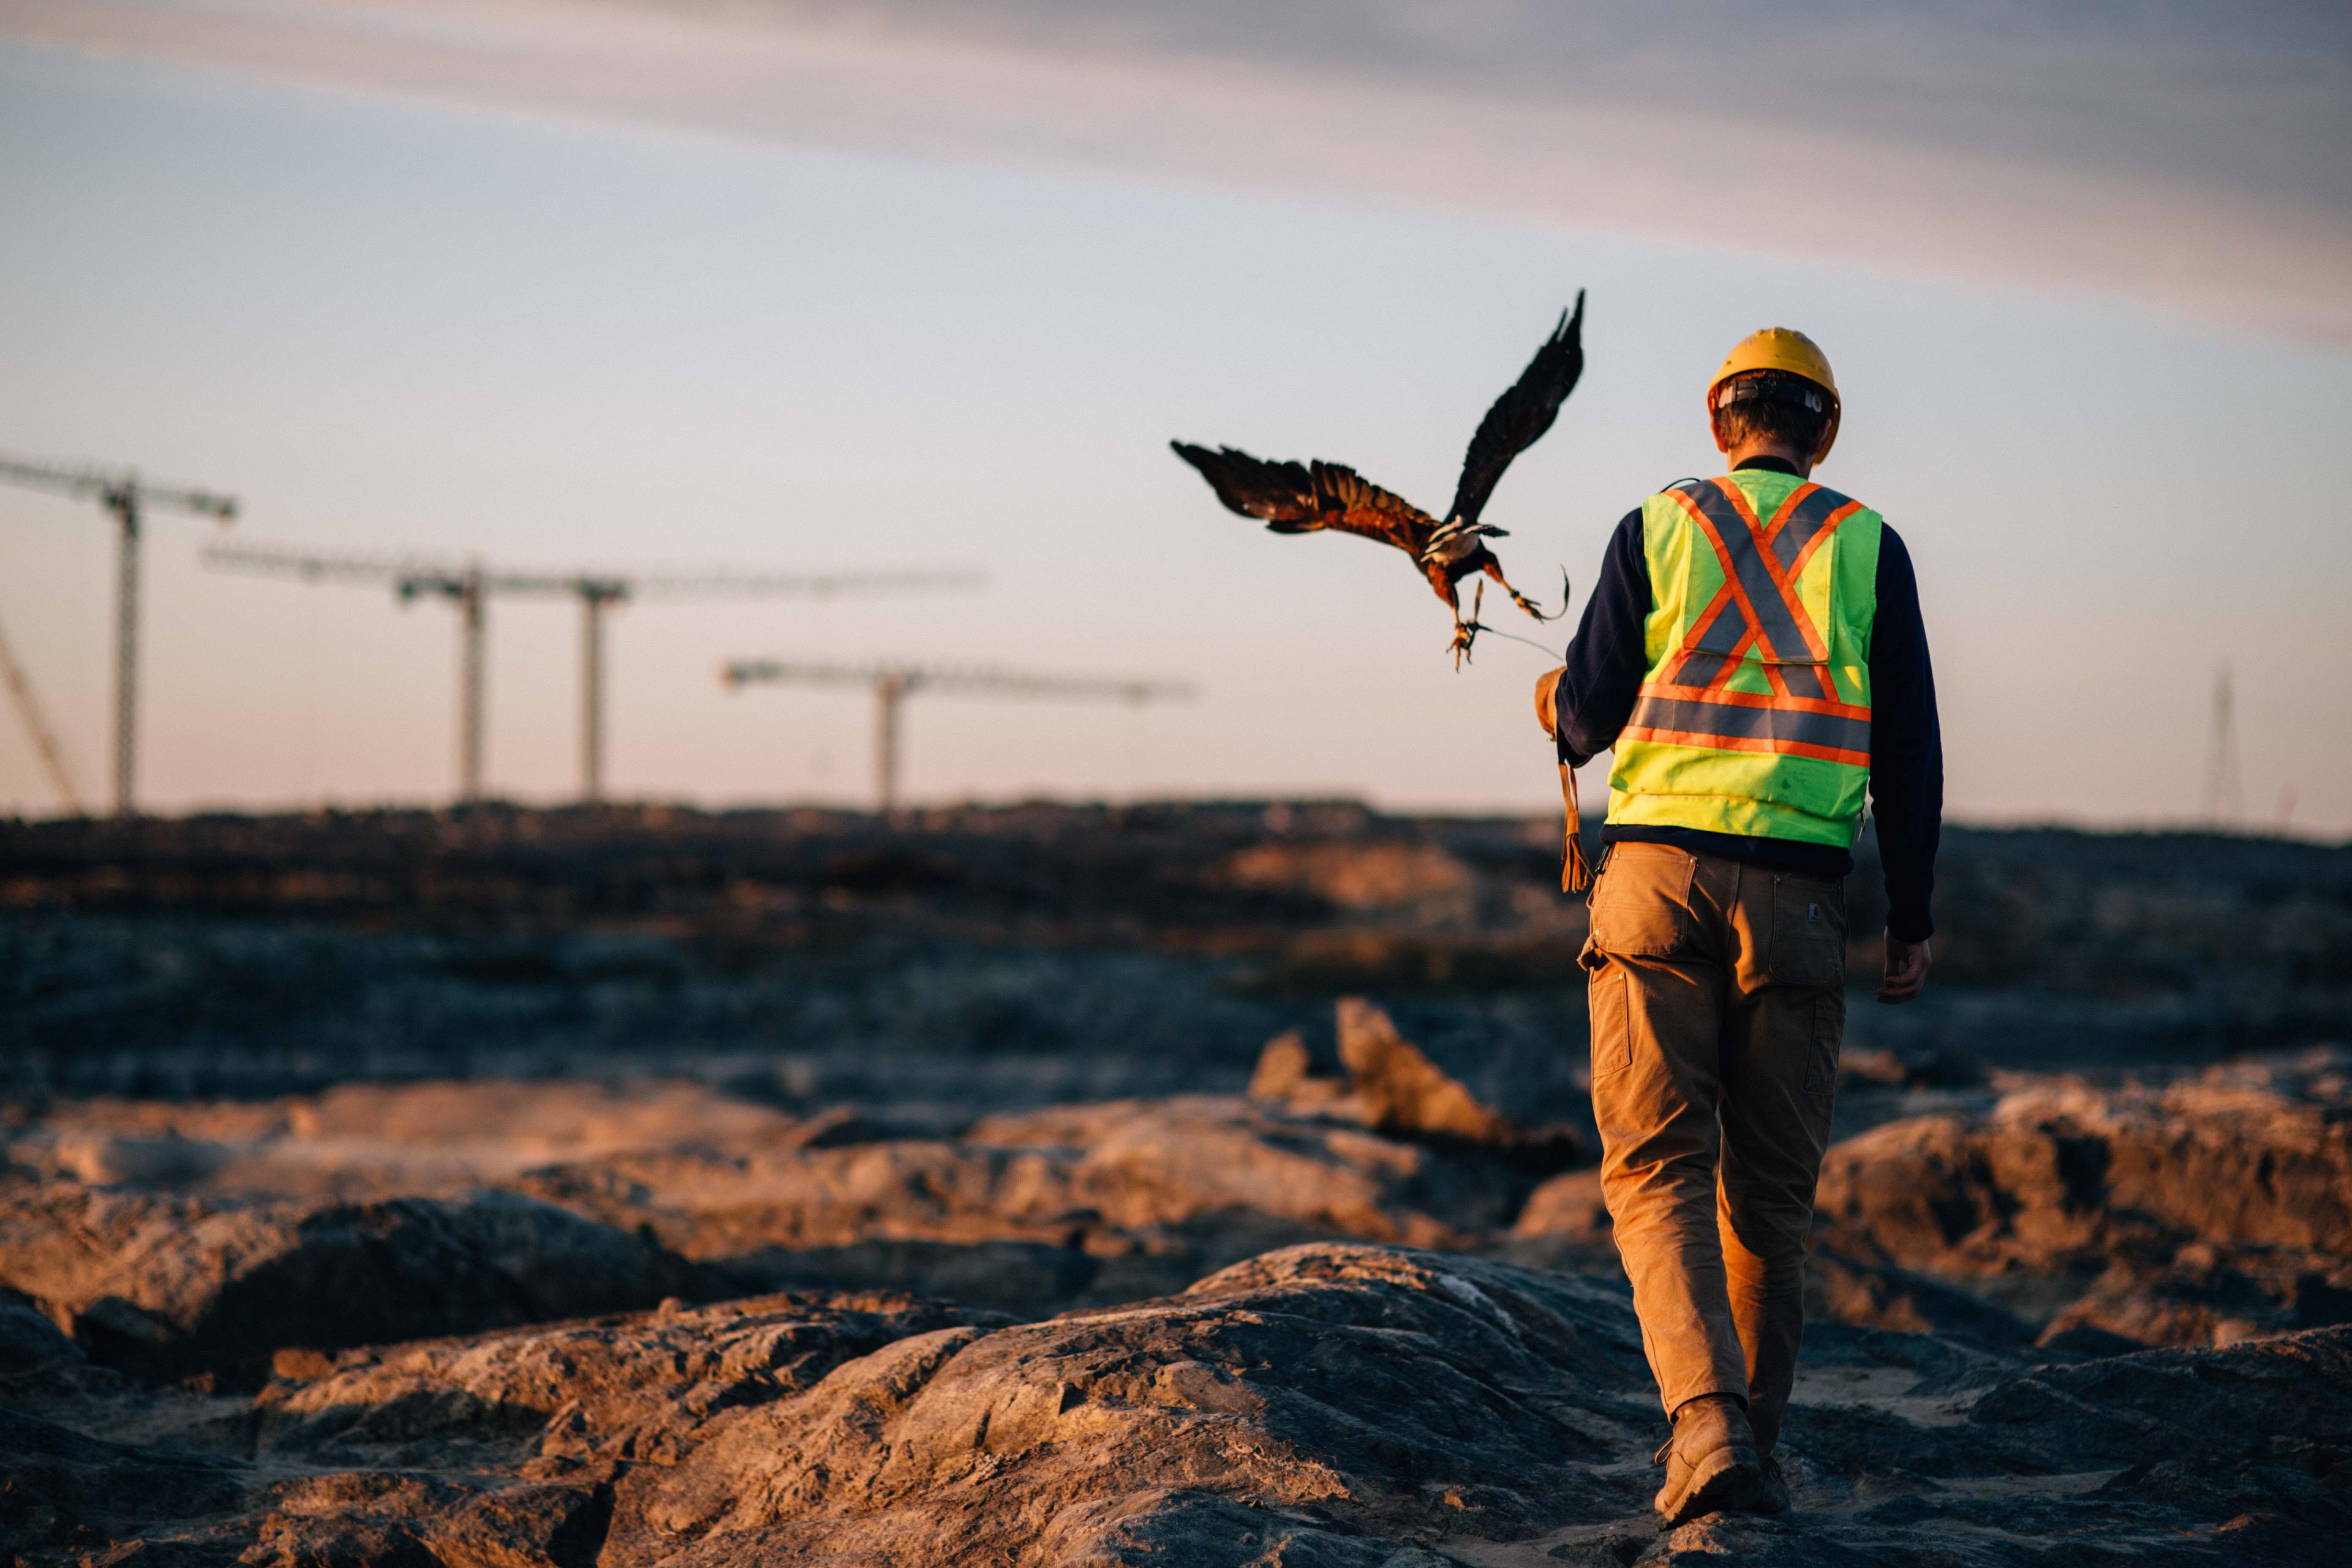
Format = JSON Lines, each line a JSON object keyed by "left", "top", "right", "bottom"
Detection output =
{"left": 1656, "top": 1447, "right": 1764, "bottom": 1528}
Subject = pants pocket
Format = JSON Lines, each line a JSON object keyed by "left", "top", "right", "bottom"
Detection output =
{"left": 1769, "top": 875, "right": 1847, "bottom": 986}
{"left": 1590, "top": 965, "right": 1633, "bottom": 1080}
{"left": 1590, "top": 846, "right": 1696, "bottom": 957}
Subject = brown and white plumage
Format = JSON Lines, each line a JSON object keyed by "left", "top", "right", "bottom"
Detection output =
{"left": 1172, "top": 292, "right": 1585, "bottom": 660}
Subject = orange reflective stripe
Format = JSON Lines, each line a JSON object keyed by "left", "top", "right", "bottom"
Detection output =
{"left": 1671, "top": 483, "right": 1820, "bottom": 665}
{"left": 1618, "top": 475, "right": 1882, "bottom": 836}
{"left": 1771, "top": 484, "right": 1848, "bottom": 698}
{"left": 1624, "top": 684, "right": 1871, "bottom": 767}
{"left": 1667, "top": 480, "right": 1838, "bottom": 699}
{"left": 1617, "top": 722, "right": 1871, "bottom": 771}
{"left": 1664, "top": 581, "right": 1744, "bottom": 687}
{"left": 1638, "top": 681, "right": 1870, "bottom": 720}
{"left": 1665, "top": 485, "right": 1795, "bottom": 675}
{"left": 1637, "top": 475, "right": 1873, "bottom": 766}
{"left": 1782, "top": 495, "right": 1864, "bottom": 701}
{"left": 1729, "top": 482, "right": 1839, "bottom": 701}
{"left": 1717, "top": 481, "right": 1822, "bottom": 654}
{"left": 1710, "top": 624, "right": 1765, "bottom": 693}
{"left": 1766, "top": 483, "right": 1864, "bottom": 582}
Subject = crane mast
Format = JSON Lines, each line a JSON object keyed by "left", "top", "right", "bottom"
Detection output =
{"left": 1, "top": 454, "right": 238, "bottom": 817}
{"left": 578, "top": 580, "right": 624, "bottom": 803}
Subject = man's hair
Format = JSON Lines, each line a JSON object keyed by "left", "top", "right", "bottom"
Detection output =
{"left": 1711, "top": 370, "right": 1831, "bottom": 455}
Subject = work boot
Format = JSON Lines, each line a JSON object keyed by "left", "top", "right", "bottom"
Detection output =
{"left": 1743, "top": 1393, "right": 1791, "bottom": 1515}
{"left": 1744, "top": 1453, "right": 1792, "bottom": 1517}
{"left": 1652, "top": 1395, "right": 1763, "bottom": 1528}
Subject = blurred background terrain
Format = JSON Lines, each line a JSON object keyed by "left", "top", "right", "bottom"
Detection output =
{"left": 6, "top": 807, "right": 2348, "bottom": 1121}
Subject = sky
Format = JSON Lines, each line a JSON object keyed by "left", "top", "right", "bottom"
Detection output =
{"left": 0, "top": 1, "right": 2347, "bottom": 831}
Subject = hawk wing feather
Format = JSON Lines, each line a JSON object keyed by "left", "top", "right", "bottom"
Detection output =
{"left": 1170, "top": 442, "right": 1434, "bottom": 556}
{"left": 1446, "top": 291, "right": 1585, "bottom": 527}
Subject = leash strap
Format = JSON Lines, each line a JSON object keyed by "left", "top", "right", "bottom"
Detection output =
{"left": 1559, "top": 762, "right": 1592, "bottom": 892}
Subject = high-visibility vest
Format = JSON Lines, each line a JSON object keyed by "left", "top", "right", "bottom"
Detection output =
{"left": 1607, "top": 469, "right": 1883, "bottom": 846}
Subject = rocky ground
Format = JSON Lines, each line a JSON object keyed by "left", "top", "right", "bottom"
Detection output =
{"left": 7, "top": 805, "right": 2348, "bottom": 1112}
{"left": 8, "top": 1240, "right": 2351, "bottom": 1566}
{"left": 5, "top": 1009, "right": 2351, "bottom": 1562}
{"left": 4, "top": 805, "right": 2347, "bottom": 1562}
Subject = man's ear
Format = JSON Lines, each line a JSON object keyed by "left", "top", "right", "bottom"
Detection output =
{"left": 1709, "top": 410, "right": 1731, "bottom": 456}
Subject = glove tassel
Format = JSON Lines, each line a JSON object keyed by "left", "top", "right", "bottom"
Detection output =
{"left": 1559, "top": 763, "right": 1591, "bottom": 893}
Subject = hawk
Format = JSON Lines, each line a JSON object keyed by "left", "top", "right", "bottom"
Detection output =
{"left": 1172, "top": 292, "right": 1585, "bottom": 661}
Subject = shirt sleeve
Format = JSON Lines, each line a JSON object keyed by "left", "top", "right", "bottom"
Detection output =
{"left": 1866, "top": 526, "right": 1943, "bottom": 941}
{"left": 1553, "top": 508, "right": 1652, "bottom": 769}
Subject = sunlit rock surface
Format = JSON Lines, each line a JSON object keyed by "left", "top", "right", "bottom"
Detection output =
{"left": 4, "top": 1027, "right": 2351, "bottom": 1558}
{"left": 1814, "top": 1049, "right": 2352, "bottom": 1347}
{"left": 6, "top": 1244, "right": 2350, "bottom": 1565}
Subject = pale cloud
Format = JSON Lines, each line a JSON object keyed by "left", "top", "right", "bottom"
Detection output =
{"left": 5, "top": 0, "right": 2347, "bottom": 343}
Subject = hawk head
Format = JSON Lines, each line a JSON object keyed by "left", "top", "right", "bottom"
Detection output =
{"left": 1420, "top": 517, "right": 1508, "bottom": 568}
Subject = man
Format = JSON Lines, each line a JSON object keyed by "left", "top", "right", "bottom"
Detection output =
{"left": 1536, "top": 327, "right": 1940, "bottom": 1526}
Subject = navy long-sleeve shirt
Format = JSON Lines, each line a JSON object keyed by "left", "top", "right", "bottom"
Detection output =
{"left": 1553, "top": 457, "right": 1943, "bottom": 940}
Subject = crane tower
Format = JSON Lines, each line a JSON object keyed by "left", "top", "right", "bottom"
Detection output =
{"left": 1, "top": 453, "right": 238, "bottom": 816}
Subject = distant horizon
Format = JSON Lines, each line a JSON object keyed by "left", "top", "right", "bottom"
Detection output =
{"left": 4, "top": 792, "right": 2339, "bottom": 848}
{"left": 3, "top": 15, "right": 2348, "bottom": 833}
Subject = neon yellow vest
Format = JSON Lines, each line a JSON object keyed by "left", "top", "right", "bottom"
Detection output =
{"left": 1607, "top": 469, "right": 1883, "bottom": 846}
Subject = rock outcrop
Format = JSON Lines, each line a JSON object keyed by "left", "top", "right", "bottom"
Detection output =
{"left": 9, "top": 1243, "right": 2352, "bottom": 1566}
{"left": 490, "top": 1004, "right": 1587, "bottom": 1322}
{"left": 15, "top": 1048, "right": 2351, "bottom": 1387}
{"left": 254, "top": 1289, "right": 1008, "bottom": 1471}
{"left": 0, "top": 1183, "right": 694, "bottom": 1382}
{"left": 4, "top": 1046, "right": 1586, "bottom": 1343}
{"left": 1814, "top": 1050, "right": 2352, "bottom": 1346}
{"left": 511, "top": 1091, "right": 1526, "bottom": 1316}
{"left": 1248, "top": 999, "right": 1588, "bottom": 1166}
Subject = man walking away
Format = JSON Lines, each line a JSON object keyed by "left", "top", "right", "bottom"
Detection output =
{"left": 1536, "top": 328, "right": 1941, "bottom": 1526}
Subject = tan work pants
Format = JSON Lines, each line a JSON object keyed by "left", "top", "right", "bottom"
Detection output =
{"left": 1583, "top": 843, "right": 1845, "bottom": 1451}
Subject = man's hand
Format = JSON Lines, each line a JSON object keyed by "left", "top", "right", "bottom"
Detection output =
{"left": 1535, "top": 666, "right": 1563, "bottom": 737}
{"left": 1878, "top": 935, "right": 1932, "bottom": 1004}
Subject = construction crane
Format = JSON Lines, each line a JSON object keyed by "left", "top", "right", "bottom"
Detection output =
{"left": 1, "top": 453, "right": 238, "bottom": 816}
{"left": 0, "top": 607, "right": 85, "bottom": 815}
{"left": 721, "top": 659, "right": 1194, "bottom": 813}
{"left": 203, "top": 543, "right": 981, "bottom": 803}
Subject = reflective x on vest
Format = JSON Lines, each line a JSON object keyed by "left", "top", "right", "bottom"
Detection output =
{"left": 1623, "top": 477, "right": 1871, "bottom": 767}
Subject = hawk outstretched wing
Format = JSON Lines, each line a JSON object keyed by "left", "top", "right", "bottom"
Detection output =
{"left": 1445, "top": 290, "right": 1585, "bottom": 527}
{"left": 1167, "top": 293, "right": 1585, "bottom": 662}
{"left": 1169, "top": 443, "right": 1435, "bottom": 556}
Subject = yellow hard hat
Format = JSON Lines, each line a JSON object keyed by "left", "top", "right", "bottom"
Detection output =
{"left": 1708, "top": 328, "right": 1841, "bottom": 462}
